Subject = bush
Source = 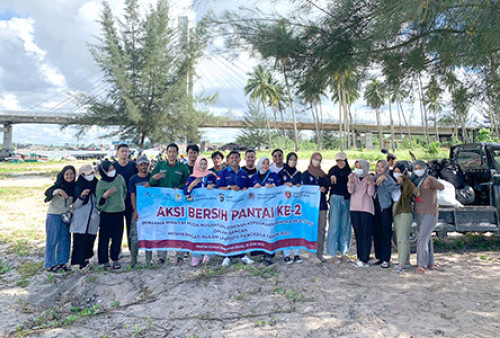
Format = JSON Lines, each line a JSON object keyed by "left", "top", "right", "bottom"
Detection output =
{"left": 428, "top": 141, "right": 441, "bottom": 154}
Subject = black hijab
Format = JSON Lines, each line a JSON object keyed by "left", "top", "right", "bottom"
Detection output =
{"left": 44, "top": 165, "right": 76, "bottom": 202}
{"left": 284, "top": 152, "right": 298, "bottom": 176}
{"left": 98, "top": 160, "right": 116, "bottom": 182}
{"left": 74, "top": 175, "right": 98, "bottom": 205}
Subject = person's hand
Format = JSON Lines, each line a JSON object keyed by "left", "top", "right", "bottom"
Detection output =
{"left": 366, "top": 176, "right": 374, "bottom": 186}
{"left": 133, "top": 211, "right": 139, "bottom": 221}
{"left": 265, "top": 183, "right": 275, "bottom": 188}
{"left": 285, "top": 182, "right": 293, "bottom": 187}
{"left": 397, "top": 176, "right": 403, "bottom": 185}
{"left": 376, "top": 175, "right": 386, "bottom": 186}
{"left": 330, "top": 175, "right": 337, "bottom": 185}
{"left": 80, "top": 189, "right": 90, "bottom": 198}
{"left": 254, "top": 183, "right": 262, "bottom": 188}
{"left": 230, "top": 185, "right": 240, "bottom": 191}
{"left": 422, "top": 177, "right": 430, "bottom": 190}
{"left": 59, "top": 189, "right": 69, "bottom": 199}
{"left": 207, "top": 184, "right": 215, "bottom": 190}
{"left": 152, "top": 172, "right": 166, "bottom": 181}
{"left": 320, "top": 186, "right": 326, "bottom": 193}
{"left": 103, "top": 187, "right": 117, "bottom": 198}
{"left": 348, "top": 173, "right": 355, "bottom": 181}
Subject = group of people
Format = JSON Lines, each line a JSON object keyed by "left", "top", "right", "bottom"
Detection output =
{"left": 44, "top": 143, "right": 443, "bottom": 275}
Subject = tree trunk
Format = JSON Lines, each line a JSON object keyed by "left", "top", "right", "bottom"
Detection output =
{"left": 417, "top": 74, "right": 430, "bottom": 148}
{"left": 262, "top": 103, "right": 272, "bottom": 149}
{"left": 272, "top": 107, "right": 280, "bottom": 148}
{"left": 310, "top": 101, "right": 321, "bottom": 150}
{"left": 279, "top": 107, "right": 287, "bottom": 150}
{"left": 338, "top": 89, "right": 344, "bottom": 151}
{"left": 283, "top": 65, "right": 299, "bottom": 151}
{"left": 375, "top": 108, "right": 383, "bottom": 150}
{"left": 434, "top": 110, "right": 440, "bottom": 143}
{"left": 462, "top": 116, "right": 468, "bottom": 143}
{"left": 388, "top": 98, "right": 395, "bottom": 151}
{"left": 348, "top": 105, "right": 357, "bottom": 148}
{"left": 452, "top": 111, "right": 458, "bottom": 144}
{"left": 398, "top": 95, "right": 413, "bottom": 150}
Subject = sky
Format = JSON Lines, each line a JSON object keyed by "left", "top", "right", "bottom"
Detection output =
{"left": 0, "top": 0, "right": 473, "bottom": 147}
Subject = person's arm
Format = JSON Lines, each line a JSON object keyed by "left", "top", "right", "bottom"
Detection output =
{"left": 131, "top": 192, "right": 138, "bottom": 219}
{"left": 150, "top": 164, "right": 160, "bottom": 186}
{"left": 121, "top": 176, "right": 127, "bottom": 200}
{"left": 273, "top": 173, "right": 281, "bottom": 186}
{"left": 251, "top": 175, "right": 260, "bottom": 187}
{"left": 365, "top": 177, "right": 376, "bottom": 197}
{"left": 428, "top": 176, "right": 445, "bottom": 190}
{"left": 177, "top": 165, "right": 190, "bottom": 189}
{"left": 401, "top": 176, "right": 416, "bottom": 197}
{"left": 216, "top": 171, "right": 228, "bottom": 189}
{"left": 347, "top": 174, "right": 356, "bottom": 194}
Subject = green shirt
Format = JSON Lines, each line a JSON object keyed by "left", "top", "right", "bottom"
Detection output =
{"left": 150, "top": 160, "right": 189, "bottom": 188}
{"left": 96, "top": 175, "right": 127, "bottom": 213}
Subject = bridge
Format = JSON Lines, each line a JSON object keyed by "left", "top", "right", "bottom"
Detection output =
{"left": 0, "top": 110, "right": 471, "bottom": 150}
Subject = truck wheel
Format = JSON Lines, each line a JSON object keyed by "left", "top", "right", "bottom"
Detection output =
{"left": 392, "top": 228, "right": 419, "bottom": 253}
{"left": 436, "top": 231, "right": 448, "bottom": 240}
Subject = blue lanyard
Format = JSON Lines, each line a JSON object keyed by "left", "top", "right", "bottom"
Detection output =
{"left": 261, "top": 171, "right": 271, "bottom": 185}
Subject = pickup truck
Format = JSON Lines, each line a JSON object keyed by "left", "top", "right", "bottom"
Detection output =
{"left": 403, "top": 143, "right": 500, "bottom": 247}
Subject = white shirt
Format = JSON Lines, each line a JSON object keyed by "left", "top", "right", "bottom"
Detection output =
{"left": 270, "top": 163, "right": 284, "bottom": 174}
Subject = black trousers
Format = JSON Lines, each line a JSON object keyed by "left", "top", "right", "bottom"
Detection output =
{"left": 351, "top": 211, "right": 374, "bottom": 263}
{"left": 71, "top": 233, "right": 96, "bottom": 267}
{"left": 373, "top": 205, "right": 393, "bottom": 262}
{"left": 98, "top": 211, "right": 124, "bottom": 264}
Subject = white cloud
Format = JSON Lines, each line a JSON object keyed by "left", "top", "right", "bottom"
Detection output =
{"left": 0, "top": 93, "right": 21, "bottom": 110}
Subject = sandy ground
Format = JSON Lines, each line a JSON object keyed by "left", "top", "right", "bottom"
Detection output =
{"left": 0, "top": 174, "right": 500, "bottom": 337}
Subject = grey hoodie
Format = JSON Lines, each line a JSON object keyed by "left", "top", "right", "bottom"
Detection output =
{"left": 69, "top": 194, "right": 99, "bottom": 235}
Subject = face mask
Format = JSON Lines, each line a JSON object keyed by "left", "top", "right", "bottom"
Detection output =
{"left": 414, "top": 169, "right": 425, "bottom": 177}
{"left": 393, "top": 173, "right": 402, "bottom": 180}
{"left": 106, "top": 170, "right": 116, "bottom": 178}
{"left": 312, "top": 159, "right": 321, "bottom": 168}
{"left": 84, "top": 174, "right": 95, "bottom": 181}
{"left": 354, "top": 168, "right": 364, "bottom": 176}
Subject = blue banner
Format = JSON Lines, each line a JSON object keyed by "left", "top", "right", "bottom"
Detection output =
{"left": 136, "top": 185, "right": 320, "bottom": 255}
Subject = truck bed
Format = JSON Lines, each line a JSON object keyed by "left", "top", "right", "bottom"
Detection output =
{"left": 437, "top": 206, "right": 499, "bottom": 232}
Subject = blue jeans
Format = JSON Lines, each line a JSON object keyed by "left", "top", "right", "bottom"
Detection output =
{"left": 327, "top": 195, "right": 351, "bottom": 256}
{"left": 44, "top": 214, "right": 71, "bottom": 269}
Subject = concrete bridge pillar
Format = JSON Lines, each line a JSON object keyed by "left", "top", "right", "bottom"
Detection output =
{"left": 2, "top": 123, "right": 12, "bottom": 150}
{"left": 365, "top": 133, "right": 373, "bottom": 149}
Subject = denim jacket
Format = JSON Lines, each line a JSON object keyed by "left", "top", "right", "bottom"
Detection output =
{"left": 375, "top": 176, "right": 398, "bottom": 210}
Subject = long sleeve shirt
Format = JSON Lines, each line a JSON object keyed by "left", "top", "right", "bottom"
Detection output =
{"left": 183, "top": 175, "right": 217, "bottom": 195}
{"left": 375, "top": 175, "right": 399, "bottom": 210}
{"left": 414, "top": 176, "right": 445, "bottom": 216}
{"left": 96, "top": 175, "right": 127, "bottom": 213}
{"left": 348, "top": 175, "right": 376, "bottom": 215}
{"left": 279, "top": 169, "right": 302, "bottom": 186}
{"left": 150, "top": 160, "right": 189, "bottom": 188}
{"left": 394, "top": 176, "right": 416, "bottom": 216}
{"left": 251, "top": 171, "right": 281, "bottom": 187}
{"left": 301, "top": 171, "right": 329, "bottom": 210}
{"left": 216, "top": 167, "right": 251, "bottom": 189}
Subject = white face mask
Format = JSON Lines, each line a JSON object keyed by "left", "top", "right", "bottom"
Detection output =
{"left": 414, "top": 169, "right": 425, "bottom": 177}
{"left": 106, "top": 170, "right": 116, "bottom": 178}
{"left": 354, "top": 168, "right": 364, "bottom": 176}
{"left": 393, "top": 173, "right": 402, "bottom": 180}
{"left": 84, "top": 174, "right": 95, "bottom": 181}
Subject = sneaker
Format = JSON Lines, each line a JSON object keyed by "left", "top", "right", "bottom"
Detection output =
{"left": 202, "top": 255, "right": 210, "bottom": 264}
{"left": 222, "top": 257, "right": 231, "bottom": 267}
{"left": 294, "top": 255, "right": 303, "bottom": 264}
{"left": 241, "top": 256, "right": 255, "bottom": 265}
{"left": 190, "top": 257, "right": 201, "bottom": 267}
{"left": 284, "top": 257, "right": 294, "bottom": 265}
{"left": 355, "top": 260, "right": 369, "bottom": 268}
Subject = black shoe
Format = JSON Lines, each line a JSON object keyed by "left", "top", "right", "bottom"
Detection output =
{"left": 59, "top": 264, "right": 71, "bottom": 272}
{"left": 104, "top": 263, "right": 112, "bottom": 270}
{"left": 294, "top": 255, "right": 303, "bottom": 264}
{"left": 284, "top": 257, "right": 294, "bottom": 265}
{"left": 265, "top": 258, "right": 274, "bottom": 266}
{"left": 158, "top": 258, "right": 166, "bottom": 264}
{"left": 177, "top": 257, "right": 184, "bottom": 264}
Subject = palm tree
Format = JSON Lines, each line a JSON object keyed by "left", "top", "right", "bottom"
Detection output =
{"left": 297, "top": 74, "right": 326, "bottom": 150}
{"left": 268, "top": 79, "right": 286, "bottom": 148}
{"left": 391, "top": 84, "right": 414, "bottom": 150}
{"left": 244, "top": 65, "right": 277, "bottom": 149}
{"left": 424, "top": 76, "right": 444, "bottom": 142}
{"left": 452, "top": 85, "right": 471, "bottom": 143}
{"left": 364, "top": 79, "right": 387, "bottom": 150}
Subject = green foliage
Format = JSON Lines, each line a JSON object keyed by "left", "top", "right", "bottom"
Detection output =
{"left": 428, "top": 141, "right": 441, "bottom": 154}
{"left": 236, "top": 101, "right": 269, "bottom": 150}
{"left": 476, "top": 128, "right": 497, "bottom": 142}
{"left": 75, "top": 0, "right": 212, "bottom": 147}
{"left": 0, "top": 259, "right": 12, "bottom": 275}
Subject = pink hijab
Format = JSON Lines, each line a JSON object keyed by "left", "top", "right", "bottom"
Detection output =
{"left": 191, "top": 157, "right": 216, "bottom": 178}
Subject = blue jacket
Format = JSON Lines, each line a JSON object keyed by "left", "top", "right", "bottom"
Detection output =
{"left": 183, "top": 175, "right": 217, "bottom": 195}
{"left": 251, "top": 171, "right": 281, "bottom": 187}
{"left": 279, "top": 169, "right": 302, "bottom": 186}
{"left": 375, "top": 175, "right": 399, "bottom": 210}
{"left": 216, "top": 167, "right": 251, "bottom": 189}
{"left": 302, "top": 170, "right": 329, "bottom": 210}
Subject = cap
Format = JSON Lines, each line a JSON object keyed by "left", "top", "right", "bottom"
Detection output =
{"left": 78, "top": 164, "right": 94, "bottom": 176}
{"left": 136, "top": 155, "right": 150, "bottom": 164}
{"left": 335, "top": 152, "right": 347, "bottom": 161}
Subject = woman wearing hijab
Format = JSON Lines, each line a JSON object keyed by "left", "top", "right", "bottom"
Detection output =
{"left": 251, "top": 156, "right": 281, "bottom": 188}
{"left": 43, "top": 165, "right": 76, "bottom": 272}
{"left": 411, "top": 160, "right": 444, "bottom": 274}
{"left": 280, "top": 152, "right": 303, "bottom": 264}
{"left": 373, "top": 159, "right": 399, "bottom": 268}
{"left": 184, "top": 157, "right": 217, "bottom": 267}
{"left": 326, "top": 152, "right": 352, "bottom": 264}
{"left": 302, "top": 153, "right": 329, "bottom": 262}
{"left": 96, "top": 160, "right": 127, "bottom": 270}
{"left": 392, "top": 162, "right": 416, "bottom": 272}
{"left": 250, "top": 156, "right": 281, "bottom": 265}
{"left": 70, "top": 164, "right": 99, "bottom": 270}
{"left": 348, "top": 159, "right": 375, "bottom": 268}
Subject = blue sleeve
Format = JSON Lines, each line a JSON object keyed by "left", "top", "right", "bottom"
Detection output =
{"left": 183, "top": 176, "right": 196, "bottom": 195}
{"left": 251, "top": 175, "right": 259, "bottom": 187}
{"left": 216, "top": 170, "right": 226, "bottom": 188}
{"left": 128, "top": 176, "right": 137, "bottom": 195}
{"left": 272, "top": 173, "right": 281, "bottom": 186}
{"left": 293, "top": 171, "right": 302, "bottom": 185}
{"left": 207, "top": 175, "right": 217, "bottom": 186}
{"left": 301, "top": 172, "right": 311, "bottom": 186}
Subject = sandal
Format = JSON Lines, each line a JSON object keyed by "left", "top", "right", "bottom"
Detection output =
{"left": 427, "top": 264, "right": 437, "bottom": 270}
{"left": 104, "top": 263, "right": 112, "bottom": 270}
{"left": 393, "top": 265, "right": 406, "bottom": 273}
{"left": 416, "top": 266, "right": 426, "bottom": 274}
{"left": 112, "top": 261, "right": 121, "bottom": 270}
{"left": 381, "top": 261, "right": 390, "bottom": 269}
